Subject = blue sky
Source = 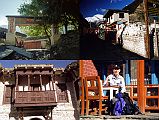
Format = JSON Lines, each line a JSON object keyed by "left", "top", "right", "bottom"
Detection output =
{"left": 0, "top": 60, "right": 76, "bottom": 68}
{"left": 80, "top": 0, "right": 134, "bottom": 17}
{"left": 0, "top": 0, "right": 29, "bottom": 26}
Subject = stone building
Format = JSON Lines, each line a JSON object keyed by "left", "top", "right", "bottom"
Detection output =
{"left": 0, "top": 62, "right": 79, "bottom": 120}
{"left": 104, "top": 9, "right": 129, "bottom": 25}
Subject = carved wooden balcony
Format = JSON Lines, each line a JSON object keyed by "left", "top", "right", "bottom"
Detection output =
{"left": 14, "top": 90, "right": 57, "bottom": 107}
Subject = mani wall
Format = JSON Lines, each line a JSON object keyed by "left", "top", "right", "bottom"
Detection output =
{"left": 122, "top": 22, "right": 159, "bottom": 58}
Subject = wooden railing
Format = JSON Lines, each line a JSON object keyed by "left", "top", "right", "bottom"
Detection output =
{"left": 15, "top": 90, "right": 57, "bottom": 107}
{"left": 126, "top": 85, "right": 159, "bottom": 111}
{"left": 145, "top": 85, "right": 159, "bottom": 110}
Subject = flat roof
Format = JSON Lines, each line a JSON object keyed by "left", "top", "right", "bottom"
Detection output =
{"left": 14, "top": 64, "right": 54, "bottom": 69}
{"left": 6, "top": 15, "right": 42, "bottom": 19}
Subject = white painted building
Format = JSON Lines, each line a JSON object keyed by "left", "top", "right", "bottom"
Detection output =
{"left": 103, "top": 7, "right": 159, "bottom": 58}
{"left": 104, "top": 9, "right": 129, "bottom": 25}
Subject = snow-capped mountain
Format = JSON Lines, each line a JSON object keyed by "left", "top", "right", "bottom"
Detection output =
{"left": 85, "top": 14, "right": 104, "bottom": 23}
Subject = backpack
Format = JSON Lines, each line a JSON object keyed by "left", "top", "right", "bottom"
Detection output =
{"left": 122, "top": 92, "right": 142, "bottom": 115}
{"left": 113, "top": 92, "right": 126, "bottom": 116}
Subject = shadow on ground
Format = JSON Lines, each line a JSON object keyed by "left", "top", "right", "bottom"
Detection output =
{"left": 80, "top": 34, "right": 146, "bottom": 60}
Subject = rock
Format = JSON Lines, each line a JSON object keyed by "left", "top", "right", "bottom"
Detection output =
{"left": 50, "top": 30, "right": 79, "bottom": 59}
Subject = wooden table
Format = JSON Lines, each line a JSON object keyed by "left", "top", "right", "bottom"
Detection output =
{"left": 102, "top": 86, "right": 119, "bottom": 100}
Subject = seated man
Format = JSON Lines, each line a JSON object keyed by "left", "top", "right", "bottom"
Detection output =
{"left": 103, "top": 65, "right": 126, "bottom": 93}
{"left": 103, "top": 65, "right": 126, "bottom": 115}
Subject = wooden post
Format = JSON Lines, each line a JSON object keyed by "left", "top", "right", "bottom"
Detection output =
{"left": 16, "top": 75, "right": 19, "bottom": 91}
{"left": 79, "top": 60, "right": 84, "bottom": 77}
{"left": 28, "top": 75, "right": 30, "bottom": 91}
{"left": 51, "top": 74, "right": 55, "bottom": 90}
{"left": 137, "top": 60, "right": 145, "bottom": 113}
{"left": 40, "top": 75, "right": 42, "bottom": 90}
{"left": 80, "top": 77, "right": 85, "bottom": 115}
{"left": 79, "top": 60, "right": 85, "bottom": 115}
{"left": 144, "top": 0, "right": 150, "bottom": 58}
{"left": 154, "top": 19, "right": 159, "bottom": 57}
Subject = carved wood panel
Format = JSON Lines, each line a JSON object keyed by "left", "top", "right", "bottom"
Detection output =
{"left": 15, "top": 91, "right": 56, "bottom": 104}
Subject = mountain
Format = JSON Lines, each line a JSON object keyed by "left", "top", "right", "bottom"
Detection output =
{"left": 85, "top": 14, "right": 104, "bottom": 23}
{"left": 0, "top": 25, "right": 7, "bottom": 29}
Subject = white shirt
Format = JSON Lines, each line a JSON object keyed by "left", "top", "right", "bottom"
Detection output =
{"left": 103, "top": 74, "right": 126, "bottom": 93}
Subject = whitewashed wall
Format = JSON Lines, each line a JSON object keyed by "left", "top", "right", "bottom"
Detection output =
{"left": 122, "top": 22, "right": 159, "bottom": 58}
{"left": 108, "top": 13, "right": 129, "bottom": 24}
{"left": 122, "top": 22, "right": 148, "bottom": 57}
{"left": 0, "top": 82, "right": 11, "bottom": 120}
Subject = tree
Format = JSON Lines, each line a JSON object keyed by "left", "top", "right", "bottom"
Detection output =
{"left": 18, "top": 0, "right": 53, "bottom": 45}
{"left": 18, "top": 0, "right": 80, "bottom": 43}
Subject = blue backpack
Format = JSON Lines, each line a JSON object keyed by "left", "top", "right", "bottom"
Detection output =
{"left": 113, "top": 93, "right": 126, "bottom": 116}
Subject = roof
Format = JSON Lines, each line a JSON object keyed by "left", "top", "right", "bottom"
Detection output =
{"left": 0, "top": 27, "right": 27, "bottom": 38}
{"left": 123, "top": 0, "right": 143, "bottom": 14}
{"left": 0, "top": 27, "right": 7, "bottom": 32}
{"left": 6, "top": 15, "right": 42, "bottom": 19}
{"left": 14, "top": 64, "right": 53, "bottom": 69}
{"left": 6, "top": 46, "right": 33, "bottom": 59}
{"left": 25, "top": 36, "right": 48, "bottom": 40}
{"left": 103, "top": 9, "right": 129, "bottom": 18}
{"left": 0, "top": 45, "right": 33, "bottom": 59}
{"left": 0, "top": 46, "right": 14, "bottom": 59}
{"left": 96, "top": 20, "right": 106, "bottom": 26}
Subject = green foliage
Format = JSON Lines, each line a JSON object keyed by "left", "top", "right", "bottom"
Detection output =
{"left": 19, "top": 25, "right": 51, "bottom": 37}
{"left": 18, "top": 0, "right": 79, "bottom": 37}
{"left": 18, "top": 0, "right": 44, "bottom": 16}
{"left": 18, "top": 0, "right": 51, "bottom": 37}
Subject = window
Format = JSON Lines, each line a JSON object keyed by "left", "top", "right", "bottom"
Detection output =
{"left": 119, "top": 13, "right": 124, "bottom": 18}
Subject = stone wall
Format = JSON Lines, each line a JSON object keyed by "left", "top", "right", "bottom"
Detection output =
{"left": 122, "top": 22, "right": 148, "bottom": 58}
{"left": 0, "top": 82, "right": 10, "bottom": 120}
{"left": 81, "top": 60, "right": 98, "bottom": 77}
{"left": 5, "top": 33, "right": 16, "bottom": 45}
{"left": 122, "top": 22, "right": 159, "bottom": 58}
{"left": 52, "top": 80, "right": 79, "bottom": 120}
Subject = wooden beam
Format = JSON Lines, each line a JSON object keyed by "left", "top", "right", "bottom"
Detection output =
{"left": 148, "top": 0, "right": 159, "bottom": 4}
{"left": 16, "top": 75, "right": 19, "bottom": 91}
{"left": 137, "top": 60, "right": 146, "bottom": 113}
{"left": 144, "top": 0, "right": 150, "bottom": 58}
